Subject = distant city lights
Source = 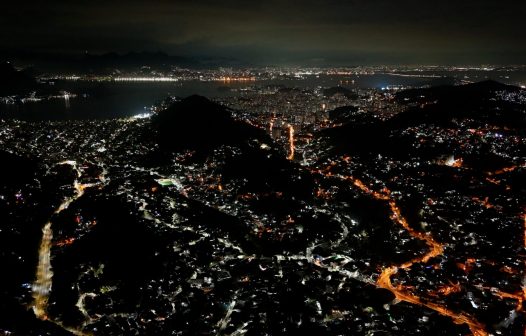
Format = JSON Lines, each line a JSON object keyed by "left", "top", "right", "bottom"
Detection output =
{"left": 132, "top": 112, "right": 152, "bottom": 119}
{"left": 114, "top": 77, "right": 178, "bottom": 82}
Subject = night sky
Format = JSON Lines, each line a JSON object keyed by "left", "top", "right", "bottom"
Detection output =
{"left": 2, "top": 0, "right": 525, "bottom": 65}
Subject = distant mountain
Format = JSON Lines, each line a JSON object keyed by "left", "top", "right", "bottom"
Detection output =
{"left": 0, "top": 62, "right": 38, "bottom": 96}
{"left": 84, "top": 51, "right": 189, "bottom": 69}
{"left": 2, "top": 50, "right": 244, "bottom": 73}
{"left": 81, "top": 51, "right": 243, "bottom": 71}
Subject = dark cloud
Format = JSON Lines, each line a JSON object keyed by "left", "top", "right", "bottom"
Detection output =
{"left": 1, "top": 0, "right": 525, "bottom": 65}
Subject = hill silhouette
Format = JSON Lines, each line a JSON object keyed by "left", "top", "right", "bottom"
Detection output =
{"left": 328, "top": 105, "right": 360, "bottom": 124}
{"left": 153, "top": 95, "right": 270, "bottom": 154}
{"left": 321, "top": 80, "right": 526, "bottom": 158}
{"left": 0, "top": 62, "right": 38, "bottom": 96}
{"left": 0, "top": 150, "right": 38, "bottom": 186}
{"left": 2, "top": 50, "right": 243, "bottom": 73}
{"left": 396, "top": 80, "right": 517, "bottom": 104}
{"left": 391, "top": 80, "right": 525, "bottom": 127}
{"left": 152, "top": 96, "right": 316, "bottom": 213}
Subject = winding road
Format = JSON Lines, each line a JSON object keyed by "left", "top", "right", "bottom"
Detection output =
{"left": 32, "top": 161, "right": 107, "bottom": 335}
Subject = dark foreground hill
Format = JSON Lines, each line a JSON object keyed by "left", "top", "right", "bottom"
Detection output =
{"left": 392, "top": 80, "right": 525, "bottom": 127}
{"left": 0, "top": 62, "right": 38, "bottom": 96}
{"left": 321, "top": 80, "right": 526, "bottom": 159}
{"left": 151, "top": 95, "right": 316, "bottom": 212}
{"left": 396, "top": 80, "right": 518, "bottom": 105}
{"left": 153, "top": 95, "right": 270, "bottom": 154}
{"left": 328, "top": 105, "right": 360, "bottom": 124}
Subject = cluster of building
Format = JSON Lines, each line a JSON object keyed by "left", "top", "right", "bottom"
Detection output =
{"left": 0, "top": 77, "right": 524, "bottom": 335}
{"left": 42, "top": 65, "right": 526, "bottom": 85}
{"left": 213, "top": 85, "right": 405, "bottom": 160}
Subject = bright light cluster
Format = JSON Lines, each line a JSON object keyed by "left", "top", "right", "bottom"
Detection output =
{"left": 114, "top": 77, "right": 178, "bottom": 82}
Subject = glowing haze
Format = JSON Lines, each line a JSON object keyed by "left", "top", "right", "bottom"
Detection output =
{"left": 2, "top": 0, "right": 525, "bottom": 65}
